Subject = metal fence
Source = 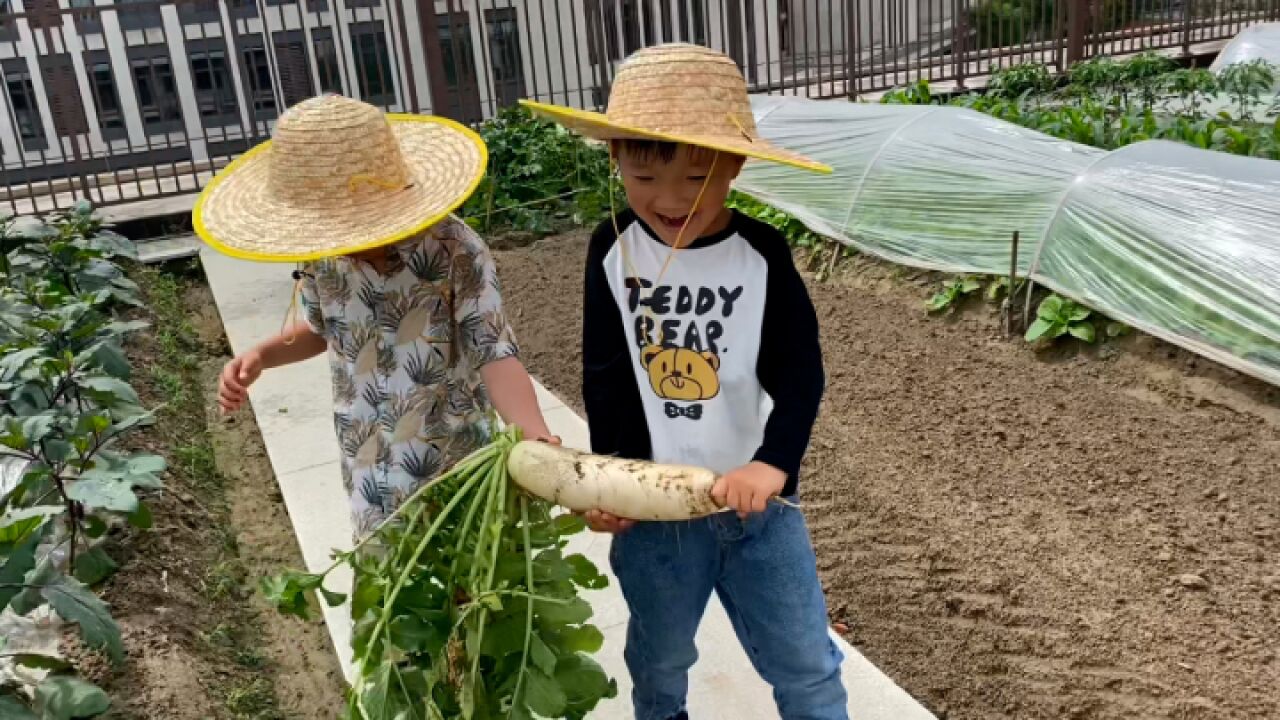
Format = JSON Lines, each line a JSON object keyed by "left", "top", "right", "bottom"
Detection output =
{"left": 2, "top": 0, "right": 1277, "bottom": 217}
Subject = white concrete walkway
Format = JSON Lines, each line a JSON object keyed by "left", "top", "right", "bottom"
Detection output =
{"left": 201, "top": 248, "right": 935, "bottom": 720}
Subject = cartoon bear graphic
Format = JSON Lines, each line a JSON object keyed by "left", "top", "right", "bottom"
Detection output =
{"left": 640, "top": 345, "right": 721, "bottom": 410}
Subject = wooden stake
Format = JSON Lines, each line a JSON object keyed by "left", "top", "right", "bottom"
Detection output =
{"left": 1004, "top": 230, "right": 1021, "bottom": 335}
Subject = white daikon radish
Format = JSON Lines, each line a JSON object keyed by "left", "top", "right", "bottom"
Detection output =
{"left": 507, "top": 441, "right": 721, "bottom": 520}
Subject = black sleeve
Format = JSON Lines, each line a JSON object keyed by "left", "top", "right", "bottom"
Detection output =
{"left": 582, "top": 212, "right": 652, "bottom": 461}
{"left": 747, "top": 221, "right": 825, "bottom": 495}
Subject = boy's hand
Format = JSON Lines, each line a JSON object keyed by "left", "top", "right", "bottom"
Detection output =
{"left": 713, "top": 462, "right": 786, "bottom": 518}
{"left": 582, "top": 510, "right": 635, "bottom": 534}
{"left": 218, "top": 351, "right": 264, "bottom": 415}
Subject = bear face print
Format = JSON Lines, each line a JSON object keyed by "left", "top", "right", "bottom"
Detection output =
{"left": 640, "top": 345, "right": 721, "bottom": 402}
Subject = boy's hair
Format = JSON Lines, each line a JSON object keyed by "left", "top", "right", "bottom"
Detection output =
{"left": 612, "top": 139, "right": 721, "bottom": 165}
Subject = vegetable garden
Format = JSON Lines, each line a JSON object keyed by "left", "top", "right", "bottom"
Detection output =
{"left": 3, "top": 47, "right": 1278, "bottom": 720}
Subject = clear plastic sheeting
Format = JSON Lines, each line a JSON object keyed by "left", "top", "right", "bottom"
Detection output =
{"left": 1210, "top": 22, "right": 1280, "bottom": 89}
{"left": 738, "top": 95, "right": 1280, "bottom": 387}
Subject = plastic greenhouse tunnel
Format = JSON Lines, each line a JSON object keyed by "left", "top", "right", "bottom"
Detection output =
{"left": 1211, "top": 22, "right": 1280, "bottom": 90}
{"left": 735, "top": 95, "right": 1280, "bottom": 387}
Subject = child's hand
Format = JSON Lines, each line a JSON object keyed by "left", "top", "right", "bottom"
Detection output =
{"left": 218, "top": 350, "right": 263, "bottom": 415}
{"left": 713, "top": 462, "right": 786, "bottom": 518}
{"left": 582, "top": 510, "right": 635, "bottom": 534}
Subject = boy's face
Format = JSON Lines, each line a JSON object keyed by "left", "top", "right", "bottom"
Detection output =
{"left": 615, "top": 143, "right": 745, "bottom": 247}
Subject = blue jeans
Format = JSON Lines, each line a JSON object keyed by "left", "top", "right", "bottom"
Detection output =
{"left": 609, "top": 501, "right": 849, "bottom": 720}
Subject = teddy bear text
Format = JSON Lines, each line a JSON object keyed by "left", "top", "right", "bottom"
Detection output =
{"left": 626, "top": 277, "right": 744, "bottom": 355}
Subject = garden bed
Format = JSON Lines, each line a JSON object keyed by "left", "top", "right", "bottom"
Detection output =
{"left": 494, "top": 231, "right": 1280, "bottom": 720}
{"left": 78, "top": 266, "right": 342, "bottom": 719}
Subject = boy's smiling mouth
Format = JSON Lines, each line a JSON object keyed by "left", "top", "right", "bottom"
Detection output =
{"left": 655, "top": 212, "right": 691, "bottom": 230}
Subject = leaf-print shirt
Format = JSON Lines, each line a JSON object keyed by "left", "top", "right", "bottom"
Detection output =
{"left": 299, "top": 217, "right": 518, "bottom": 539}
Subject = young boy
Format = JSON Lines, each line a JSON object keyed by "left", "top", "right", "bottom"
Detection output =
{"left": 522, "top": 45, "right": 848, "bottom": 719}
{"left": 198, "top": 94, "right": 556, "bottom": 538}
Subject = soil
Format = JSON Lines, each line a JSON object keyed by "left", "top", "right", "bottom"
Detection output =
{"left": 494, "top": 231, "right": 1280, "bottom": 720}
{"left": 72, "top": 267, "right": 344, "bottom": 719}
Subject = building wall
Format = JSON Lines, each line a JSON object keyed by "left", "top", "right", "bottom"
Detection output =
{"left": 1, "top": 0, "right": 869, "bottom": 177}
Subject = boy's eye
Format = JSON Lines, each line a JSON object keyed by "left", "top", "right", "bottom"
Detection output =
{"left": 687, "top": 176, "right": 708, "bottom": 182}
{"left": 633, "top": 176, "right": 654, "bottom": 183}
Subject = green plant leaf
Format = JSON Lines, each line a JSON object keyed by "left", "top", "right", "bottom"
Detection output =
{"left": 529, "top": 632, "right": 558, "bottom": 676}
{"left": 959, "top": 278, "right": 982, "bottom": 294}
{"left": 1025, "top": 317, "right": 1056, "bottom": 342}
{"left": 319, "top": 587, "right": 347, "bottom": 608}
{"left": 1069, "top": 322, "right": 1097, "bottom": 344}
{"left": 551, "top": 624, "right": 604, "bottom": 654}
{"left": 260, "top": 570, "right": 324, "bottom": 620}
{"left": 76, "top": 341, "right": 130, "bottom": 380}
{"left": 78, "top": 376, "right": 141, "bottom": 412}
{"left": 0, "top": 696, "right": 37, "bottom": 720}
{"left": 555, "top": 654, "right": 616, "bottom": 712}
{"left": 42, "top": 576, "right": 123, "bottom": 662}
{"left": 73, "top": 546, "right": 118, "bottom": 586}
{"left": 565, "top": 554, "right": 607, "bottom": 590}
{"left": 10, "top": 651, "right": 70, "bottom": 671}
{"left": 83, "top": 516, "right": 108, "bottom": 539}
{"left": 925, "top": 293, "right": 953, "bottom": 313}
{"left": 127, "top": 502, "right": 152, "bottom": 530}
{"left": 388, "top": 614, "right": 446, "bottom": 656}
{"left": 521, "top": 667, "right": 567, "bottom": 718}
{"left": 1067, "top": 304, "right": 1092, "bottom": 322}
{"left": 536, "top": 596, "right": 592, "bottom": 627}
{"left": 35, "top": 676, "right": 111, "bottom": 720}
{"left": 66, "top": 474, "right": 139, "bottom": 514}
{"left": 1037, "top": 295, "right": 1065, "bottom": 320}
{"left": 551, "top": 513, "right": 586, "bottom": 536}
{"left": 0, "top": 530, "right": 40, "bottom": 609}
{"left": 1106, "top": 321, "right": 1131, "bottom": 338}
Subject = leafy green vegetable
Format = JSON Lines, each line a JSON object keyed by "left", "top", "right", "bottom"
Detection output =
{"left": 263, "top": 430, "right": 616, "bottom": 719}
{"left": 1026, "top": 294, "right": 1097, "bottom": 345}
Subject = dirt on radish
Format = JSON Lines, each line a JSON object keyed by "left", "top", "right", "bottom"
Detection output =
{"left": 494, "top": 230, "right": 1280, "bottom": 720}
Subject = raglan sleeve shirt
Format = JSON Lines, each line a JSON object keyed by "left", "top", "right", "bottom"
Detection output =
{"left": 581, "top": 210, "right": 824, "bottom": 497}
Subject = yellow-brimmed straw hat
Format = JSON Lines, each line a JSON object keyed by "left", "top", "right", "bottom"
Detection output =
{"left": 521, "top": 44, "right": 830, "bottom": 174}
{"left": 194, "top": 95, "right": 487, "bottom": 262}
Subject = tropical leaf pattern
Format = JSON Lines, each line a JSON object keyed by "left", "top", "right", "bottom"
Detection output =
{"left": 297, "top": 217, "right": 519, "bottom": 538}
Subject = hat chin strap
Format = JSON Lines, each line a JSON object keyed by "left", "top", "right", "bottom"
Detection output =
{"left": 610, "top": 148, "right": 720, "bottom": 348}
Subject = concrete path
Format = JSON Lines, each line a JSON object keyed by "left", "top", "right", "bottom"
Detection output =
{"left": 201, "top": 248, "right": 936, "bottom": 720}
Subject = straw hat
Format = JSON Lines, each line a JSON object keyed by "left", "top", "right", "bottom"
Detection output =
{"left": 194, "top": 95, "right": 487, "bottom": 262}
{"left": 521, "top": 44, "right": 830, "bottom": 173}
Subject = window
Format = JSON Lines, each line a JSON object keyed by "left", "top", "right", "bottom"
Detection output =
{"left": 313, "top": 32, "right": 343, "bottom": 94}
{"left": 601, "top": 2, "right": 620, "bottom": 61}
{"left": 190, "top": 50, "right": 238, "bottom": 119}
{"left": 131, "top": 56, "right": 183, "bottom": 130}
{"left": 691, "top": 1, "right": 707, "bottom": 45}
{"left": 352, "top": 24, "right": 394, "bottom": 106}
{"left": 241, "top": 46, "right": 277, "bottom": 116}
{"left": 274, "top": 36, "right": 314, "bottom": 107}
{"left": 622, "top": 0, "right": 653, "bottom": 55}
{"left": 3, "top": 63, "right": 47, "bottom": 151}
{"left": 438, "top": 14, "right": 474, "bottom": 89}
{"left": 660, "top": 1, "right": 674, "bottom": 42}
{"left": 485, "top": 8, "right": 524, "bottom": 110}
{"left": 89, "top": 62, "right": 126, "bottom": 137}
{"left": 178, "top": 0, "right": 221, "bottom": 25}
{"left": 0, "top": 0, "right": 16, "bottom": 42}
{"left": 117, "top": 0, "right": 163, "bottom": 31}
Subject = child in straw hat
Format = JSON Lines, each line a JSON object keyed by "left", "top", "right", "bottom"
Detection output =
{"left": 522, "top": 45, "right": 848, "bottom": 719}
{"left": 198, "top": 95, "right": 557, "bottom": 539}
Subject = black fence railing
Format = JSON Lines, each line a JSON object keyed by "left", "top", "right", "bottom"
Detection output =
{"left": 1, "top": 0, "right": 1276, "bottom": 217}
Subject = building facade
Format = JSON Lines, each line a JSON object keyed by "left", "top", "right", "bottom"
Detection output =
{"left": 3, "top": 0, "right": 849, "bottom": 187}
